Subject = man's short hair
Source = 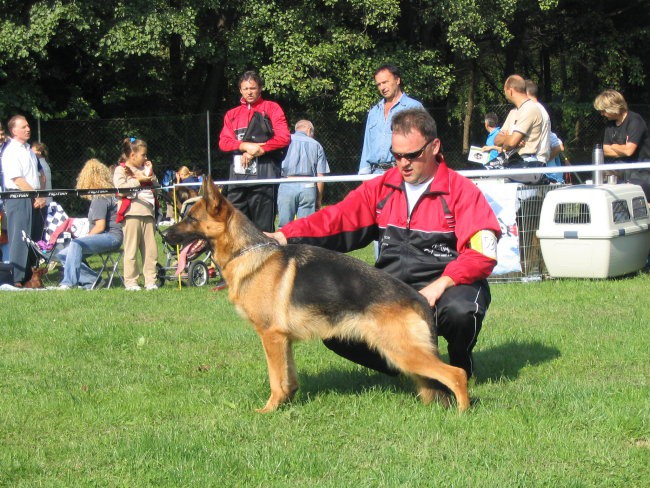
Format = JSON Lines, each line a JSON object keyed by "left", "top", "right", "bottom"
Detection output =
{"left": 485, "top": 113, "right": 499, "bottom": 128}
{"left": 294, "top": 119, "right": 314, "bottom": 134}
{"left": 7, "top": 115, "right": 27, "bottom": 136}
{"left": 375, "top": 64, "right": 402, "bottom": 78}
{"left": 504, "top": 75, "right": 526, "bottom": 94}
{"left": 374, "top": 64, "right": 401, "bottom": 80}
{"left": 594, "top": 89, "right": 628, "bottom": 115}
{"left": 239, "top": 70, "right": 264, "bottom": 88}
{"left": 391, "top": 108, "right": 437, "bottom": 140}
{"left": 525, "top": 79, "right": 539, "bottom": 98}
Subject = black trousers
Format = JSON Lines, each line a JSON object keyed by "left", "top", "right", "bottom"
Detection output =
{"left": 323, "top": 280, "right": 491, "bottom": 378}
{"left": 226, "top": 184, "right": 278, "bottom": 232}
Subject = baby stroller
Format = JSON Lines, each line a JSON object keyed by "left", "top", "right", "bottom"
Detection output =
{"left": 155, "top": 196, "right": 221, "bottom": 287}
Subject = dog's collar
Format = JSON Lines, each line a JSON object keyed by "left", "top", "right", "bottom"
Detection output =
{"left": 223, "top": 241, "right": 278, "bottom": 268}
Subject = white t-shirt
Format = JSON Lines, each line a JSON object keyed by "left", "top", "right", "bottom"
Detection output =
{"left": 404, "top": 177, "right": 434, "bottom": 216}
{"left": 1, "top": 139, "right": 41, "bottom": 190}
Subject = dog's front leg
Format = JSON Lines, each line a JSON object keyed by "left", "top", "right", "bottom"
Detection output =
{"left": 256, "top": 329, "right": 299, "bottom": 413}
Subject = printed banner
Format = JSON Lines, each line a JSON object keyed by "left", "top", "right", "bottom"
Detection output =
{"left": 476, "top": 181, "right": 522, "bottom": 275}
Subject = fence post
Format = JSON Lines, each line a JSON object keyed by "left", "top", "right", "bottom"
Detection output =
{"left": 206, "top": 110, "right": 212, "bottom": 177}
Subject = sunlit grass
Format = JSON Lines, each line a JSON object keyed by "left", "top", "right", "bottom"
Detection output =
{"left": 1, "top": 258, "right": 648, "bottom": 486}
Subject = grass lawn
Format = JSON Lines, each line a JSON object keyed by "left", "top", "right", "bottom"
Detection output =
{"left": 1, "top": 246, "right": 648, "bottom": 487}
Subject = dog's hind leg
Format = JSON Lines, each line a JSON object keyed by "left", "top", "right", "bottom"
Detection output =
{"left": 256, "top": 329, "right": 299, "bottom": 413}
{"left": 370, "top": 309, "right": 470, "bottom": 411}
{"left": 413, "top": 376, "right": 452, "bottom": 408}
{"left": 389, "top": 349, "right": 470, "bottom": 412}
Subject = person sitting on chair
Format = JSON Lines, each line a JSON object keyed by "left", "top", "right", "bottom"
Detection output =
{"left": 56, "top": 159, "right": 123, "bottom": 289}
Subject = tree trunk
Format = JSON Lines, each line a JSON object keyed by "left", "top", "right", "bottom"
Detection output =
{"left": 541, "top": 46, "right": 551, "bottom": 103}
{"left": 462, "top": 61, "right": 476, "bottom": 154}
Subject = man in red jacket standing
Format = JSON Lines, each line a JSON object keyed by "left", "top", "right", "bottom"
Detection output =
{"left": 267, "top": 108, "right": 501, "bottom": 380}
{"left": 219, "top": 71, "right": 290, "bottom": 232}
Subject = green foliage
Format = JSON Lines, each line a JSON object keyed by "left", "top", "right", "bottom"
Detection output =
{"left": 0, "top": 0, "right": 647, "bottom": 124}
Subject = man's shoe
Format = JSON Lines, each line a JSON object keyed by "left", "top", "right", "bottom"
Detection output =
{"left": 58, "top": 284, "right": 72, "bottom": 290}
{"left": 125, "top": 285, "right": 141, "bottom": 291}
{"left": 145, "top": 284, "right": 158, "bottom": 290}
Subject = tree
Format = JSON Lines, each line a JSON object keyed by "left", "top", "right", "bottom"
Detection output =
{"left": 0, "top": 0, "right": 647, "bottom": 127}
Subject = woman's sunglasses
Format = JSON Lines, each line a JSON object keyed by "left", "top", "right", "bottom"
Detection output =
{"left": 390, "top": 139, "right": 434, "bottom": 162}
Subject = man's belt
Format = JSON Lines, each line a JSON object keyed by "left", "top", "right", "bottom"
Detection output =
{"left": 369, "top": 162, "right": 396, "bottom": 170}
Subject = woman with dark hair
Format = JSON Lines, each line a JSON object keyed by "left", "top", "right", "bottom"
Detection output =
{"left": 113, "top": 138, "right": 159, "bottom": 290}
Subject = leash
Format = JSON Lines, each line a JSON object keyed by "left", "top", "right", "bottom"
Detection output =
{"left": 222, "top": 241, "right": 278, "bottom": 269}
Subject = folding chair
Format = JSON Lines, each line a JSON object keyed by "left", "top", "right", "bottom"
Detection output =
{"left": 21, "top": 230, "right": 61, "bottom": 285}
{"left": 91, "top": 249, "right": 124, "bottom": 289}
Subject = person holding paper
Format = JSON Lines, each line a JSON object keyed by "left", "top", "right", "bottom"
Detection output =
{"left": 218, "top": 71, "right": 290, "bottom": 232}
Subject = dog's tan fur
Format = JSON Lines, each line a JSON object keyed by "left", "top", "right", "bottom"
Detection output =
{"left": 165, "top": 179, "right": 470, "bottom": 412}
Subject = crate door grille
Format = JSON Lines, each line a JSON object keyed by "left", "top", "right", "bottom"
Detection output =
{"left": 612, "top": 200, "right": 631, "bottom": 223}
{"left": 554, "top": 202, "right": 591, "bottom": 224}
{"left": 632, "top": 196, "right": 648, "bottom": 220}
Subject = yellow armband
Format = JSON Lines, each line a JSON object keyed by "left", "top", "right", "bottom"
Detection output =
{"left": 469, "top": 230, "right": 498, "bottom": 259}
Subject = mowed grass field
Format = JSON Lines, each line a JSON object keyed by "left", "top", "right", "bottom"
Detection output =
{"left": 1, "top": 246, "right": 648, "bottom": 487}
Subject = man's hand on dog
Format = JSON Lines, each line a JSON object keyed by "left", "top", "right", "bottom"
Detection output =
{"left": 419, "top": 276, "right": 455, "bottom": 307}
{"left": 264, "top": 231, "right": 287, "bottom": 245}
{"left": 266, "top": 229, "right": 456, "bottom": 307}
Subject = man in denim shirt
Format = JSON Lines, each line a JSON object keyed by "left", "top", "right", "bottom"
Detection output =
{"left": 358, "top": 65, "right": 423, "bottom": 175}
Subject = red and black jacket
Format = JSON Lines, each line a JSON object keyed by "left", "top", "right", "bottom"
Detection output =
{"left": 280, "top": 157, "right": 501, "bottom": 289}
{"left": 218, "top": 96, "right": 290, "bottom": 180}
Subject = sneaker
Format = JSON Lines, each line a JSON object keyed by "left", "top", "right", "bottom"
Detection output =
{"left": 145, "top": 284, "right": 158, "bottom": 290}
{"left": 125, "top": 285, "right": 142, "bottom": 291}
{"left": 58, "top": 284, "right": 72, "bottom": 290}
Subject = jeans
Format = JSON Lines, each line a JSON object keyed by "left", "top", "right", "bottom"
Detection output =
{"left": 57, "top": 233, "right": 122, "bottom": 287}
{"left": 277, "top": 182, "right": 318, "bottom": 228}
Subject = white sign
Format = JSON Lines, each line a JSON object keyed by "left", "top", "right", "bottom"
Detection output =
{"left": 468, "top": 146, "right": 489, "bottom": 165}
{"left": 476, "top": 181, "right": 522, "bottom": 275}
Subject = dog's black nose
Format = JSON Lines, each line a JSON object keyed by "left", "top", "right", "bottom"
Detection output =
{"left": 160, "top": 227, "right": 174, "bottom": 244}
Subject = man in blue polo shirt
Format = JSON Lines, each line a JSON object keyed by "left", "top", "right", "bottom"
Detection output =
{"left": 358, "top": 65, "right": 423, "bottom": 175}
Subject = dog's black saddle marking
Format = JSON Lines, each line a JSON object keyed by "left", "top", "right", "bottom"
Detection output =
{"left": 284, "top": 245, "right": 426, "bottom": 323}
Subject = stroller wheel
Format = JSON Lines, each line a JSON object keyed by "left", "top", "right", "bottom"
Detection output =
{"left": 155, "top": 263, "right": 165, "bottom": 288}
{"left": 187, "top": 261, "right": 209, "bottom": 287}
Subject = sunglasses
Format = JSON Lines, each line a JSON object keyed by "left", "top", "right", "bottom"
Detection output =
{"left": 390, "top": 139, "right": 434, "bottom": 162}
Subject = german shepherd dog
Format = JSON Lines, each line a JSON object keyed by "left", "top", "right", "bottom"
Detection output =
{"left": 164, "top": 178, "right": 470, "bottom": 412}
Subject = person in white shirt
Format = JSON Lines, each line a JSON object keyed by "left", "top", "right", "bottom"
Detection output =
{"left": 1, "top": 115, "right": 45, "bottom": 286}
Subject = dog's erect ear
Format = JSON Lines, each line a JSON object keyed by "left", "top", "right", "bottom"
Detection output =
{"left": 201, "top": 177, "right": 223, "bottom": 215}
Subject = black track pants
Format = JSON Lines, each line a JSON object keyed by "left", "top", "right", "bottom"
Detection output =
{"left": 226, "top": 184, "right": 278, "bottom": 232}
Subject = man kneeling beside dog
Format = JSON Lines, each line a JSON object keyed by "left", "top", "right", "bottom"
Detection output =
{"left": 166, "top": 108, "right": 500, "bottom": 412}
{"left": 269, "top": 108, "right": 500, "bottom": 383}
